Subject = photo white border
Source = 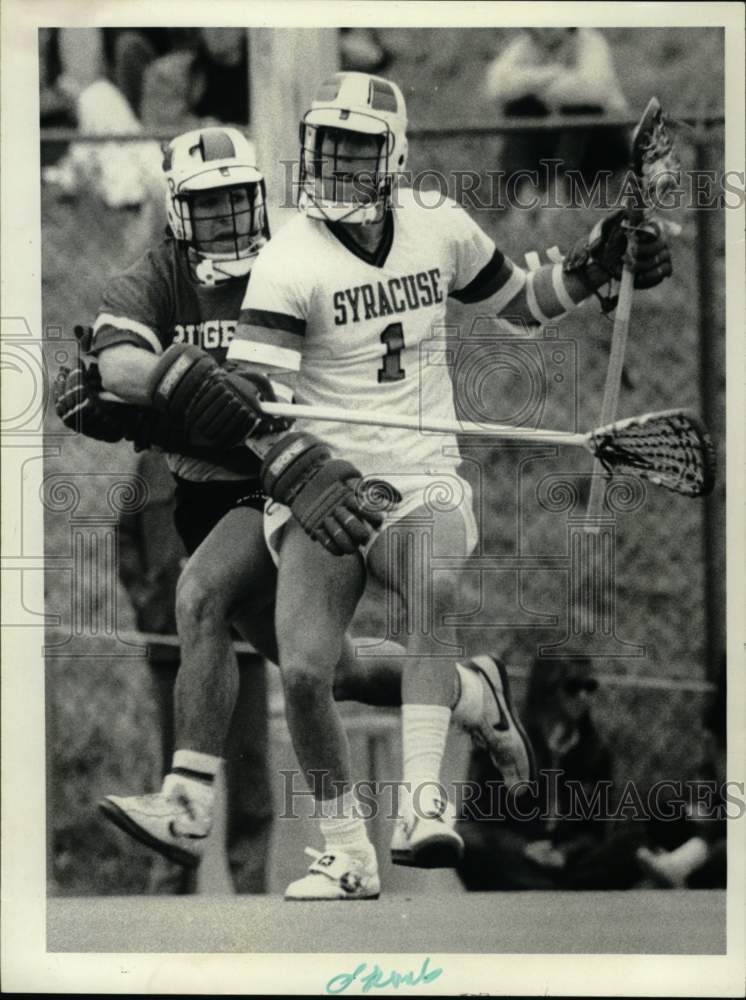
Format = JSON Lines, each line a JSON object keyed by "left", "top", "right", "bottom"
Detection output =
{"left": 2, "top": 1, "right": 744, "bottom": 995}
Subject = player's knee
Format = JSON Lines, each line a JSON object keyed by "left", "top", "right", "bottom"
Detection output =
{"left": 276, "top": 610, "right": 330, "bottom": 665}
{"left": 282, "top": 662, "right": 333, "bottom": 705}
{"left": 175, "top": 571, "right": 230, "bottom": 631}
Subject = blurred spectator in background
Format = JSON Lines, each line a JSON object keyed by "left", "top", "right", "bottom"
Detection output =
{"left": 484, "top": 28, "right": 631, "bottom": 187}
{"left": 457, "top": 656, "right": 615, "bottom": 891}
{"left": 193, "top": 28, "right": 250, "bottom": 123}
{"left": 40, "top": 26, "right": 163, "bottom": 207}
{"left": 458, "top": 653, "right": 730, "bottom": 893}
{"left": 102, "top": 29, "right": 191, "bottom": 120}
{"left": 39, "top": 29, "right": 78, "bottom": 132}
{"left": 43, "top": 24, "right": 392, "bottom": 204}
{"left": 636, "top": 657, "right": 727, "bottom": 889}
{"left": 340, "top": 28, "right": 391, "bottom": 73}
{"left": 140, "top": 29, "right": 249, "bottom": 129}
{"left": 41, "top": 28, "right": 250, "bottom": 206}
{"left": 117, "top": 449, "right": 273, "bottom": 894}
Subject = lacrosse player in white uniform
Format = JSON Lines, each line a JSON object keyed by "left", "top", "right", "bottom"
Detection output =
{"left": 226, "top": 71, "right": 672, "bottom": 900}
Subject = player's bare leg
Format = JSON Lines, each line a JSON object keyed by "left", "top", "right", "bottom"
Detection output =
{"left": 367, "top": 501, "right": 469, "bottom": 867}
{"left": 99, "top": 505, "right": 276, "bottom": 866}
{"left": 366, "top": 489, "right": 534, "bottom": 867}
{"left": 173, "top": 505, "right": 276, "bottom": 748}
{"left": 274, "top": 520, "right": 379, "bottom": 899}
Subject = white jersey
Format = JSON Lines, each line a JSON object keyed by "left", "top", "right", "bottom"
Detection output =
{"left": 229, "top": 186, "right": 510, "bottom": 476}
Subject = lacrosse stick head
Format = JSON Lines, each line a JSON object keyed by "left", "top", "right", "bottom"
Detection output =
{"left": 589, "top": 409, "right": 717, "bottom": 498}
{"left": 629, "top": 97, "right": 681, "bottom": 213}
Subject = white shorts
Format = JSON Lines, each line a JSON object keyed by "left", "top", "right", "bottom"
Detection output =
{"left": 263, "top": 469, "right": 479, "bottom": 567}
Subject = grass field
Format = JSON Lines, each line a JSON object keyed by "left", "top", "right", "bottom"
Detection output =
{"left": 40, "top": 26, "right": 726, "bottom": 895}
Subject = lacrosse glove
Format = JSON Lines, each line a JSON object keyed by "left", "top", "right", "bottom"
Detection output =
{"left": 54, "top": 359, "right": 262, "bottom": 475}
{"left": 260, "top": 432, "right": 397, "bottom": 556}
{"left": 147, "top": 344, "right": 291, "bottom": 448}
{"left": 54, "top": 359, "right": 132, "bottom": 442}
{"left": 564, "top": 209, "right": 672, "bottom": 310}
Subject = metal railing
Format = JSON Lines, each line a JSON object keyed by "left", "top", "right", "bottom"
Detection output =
{"left": 44, "top": 627, "right": 715, "bottom": 694}
{"left": 39, "top": 111, "right": 724, "bottom": 145}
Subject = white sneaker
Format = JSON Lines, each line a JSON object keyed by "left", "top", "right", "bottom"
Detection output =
{"left": 462, "top": 654, "right": 536, "bottom": 788}
{"left": 390, "top": 797, "right": 464, "bottom": 869}
{"left": 285, "top": 847, "right": 380, "bottom": 901}
{"left": 99, "top": 787, "right": 212, "bottom": 868}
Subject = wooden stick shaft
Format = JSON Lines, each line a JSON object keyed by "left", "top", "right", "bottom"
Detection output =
{"left": 98, "top": 391, "right": 588, "bottom": 447}
{"left": 585, "top": 259, "right": 636, "bottom": 525}
{"left": 260, "top": 400, "right": 588, "bottom": 446}
{"left": 599, "top": 263, "right": 636, "bottom": 424}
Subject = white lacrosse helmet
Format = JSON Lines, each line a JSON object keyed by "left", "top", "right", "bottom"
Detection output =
{"left": 298, "top": 72, "right": 408, "bottom": 224}
{"left": 163, "top": 127, "right": 270, "bottom": 285}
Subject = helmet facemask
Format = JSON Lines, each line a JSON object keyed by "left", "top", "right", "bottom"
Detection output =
{"left": 174, "top": 180, "right": 269, "bottom": 285}
{"left": 299, "top": 116, "right": 394, "bottom": 225}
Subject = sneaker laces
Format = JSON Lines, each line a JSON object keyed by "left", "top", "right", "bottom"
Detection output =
{"left": 175, "top": 791, "right": 198, "bottom": 823}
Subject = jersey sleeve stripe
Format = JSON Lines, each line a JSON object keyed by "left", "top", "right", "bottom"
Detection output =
{"left": 490, "top": 264, "right": 527, "bottom": 314}
{"left": 450, "top": 248, "right": 508, "bottom": 304}
{"left": 226, "top": 338, "right": 302, "bottom": 372}
{"left": 234, "top": 317, "right": 302, "bottom": 352}
{"left": 89, "top": 326, "right": 160, "bottom": 355}
{"left": 242, "top": 308, "right": 306, "bottom": 337}
{"left": 93, "top": 313, "right": 163, "bottom": 355}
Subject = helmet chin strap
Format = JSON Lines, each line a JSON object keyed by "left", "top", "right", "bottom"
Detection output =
{"left": 190, "top": 251, "right": 255, "bottom": 286}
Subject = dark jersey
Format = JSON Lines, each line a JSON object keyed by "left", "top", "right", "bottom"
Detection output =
{"left": 91, "top": 237, "right": 260, "bottom": 482}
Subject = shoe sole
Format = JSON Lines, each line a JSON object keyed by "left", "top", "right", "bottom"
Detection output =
{"left": 98, "top": 798, "right": 202, "bottom": 869}
{"left": 471, "top": 654, "right": 537, "bottom": 782}
{"left": 391, "top": 836, "right": 464, "bottom": 869}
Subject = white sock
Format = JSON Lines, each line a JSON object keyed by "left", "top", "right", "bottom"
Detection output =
{"left": 162, "top": 749, "right": 221, "bottom": 812}
{"left": 450, "top": 663, "right": 484, "bottom": 728}
{"left": 318, "top": 790, "right": 374, "bottom": 859}
{"left": 401, "top": 704, "right": 451, "bottom": 815}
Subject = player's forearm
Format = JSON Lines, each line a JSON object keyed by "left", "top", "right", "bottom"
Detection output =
{"left": 500, "top": 260, "right": 607, "bottom": 326}
{"left": 97, "top": 344, "right": 161, "bottom": 405}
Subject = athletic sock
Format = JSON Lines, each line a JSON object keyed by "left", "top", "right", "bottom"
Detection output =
{"left": 401, "top": 703, "right": 451, "bottom": 815}
{"left": 162, "top": 749, "right": 220, "bottom": 814}
{"left": 318, "top": 790, "right": 375, "bottom": 862}
{"left": 450, "top": 662, "right": 484, "bottom": 728}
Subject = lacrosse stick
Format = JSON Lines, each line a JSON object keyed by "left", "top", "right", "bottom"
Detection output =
{"left": 584, "top": 97, "right": 681, "bottom": 527}
{"left": 258, "top": 402, "right": 715, "bottom": 499}
{"left": 98, "top": 390, "right": 715, "bottom": 498}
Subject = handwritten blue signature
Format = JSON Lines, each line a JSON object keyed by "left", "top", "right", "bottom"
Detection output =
{"left": 325, "top": 956, "right": 443, "bottom": 994}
